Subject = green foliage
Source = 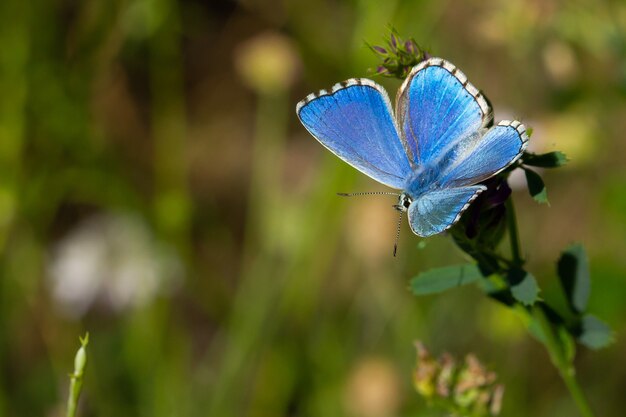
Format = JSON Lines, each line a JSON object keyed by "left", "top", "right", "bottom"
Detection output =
{"left": 554, "top": 245, "right": 614, "bottom": 350}
{"left": 508, "top": 270, "right": 540, "bottom": 306}
{"left": 523, "top": 168, "right": 549, "bottom": 204}
{"left": 410, "top": 264, "right": 482, "bottom": 295}
{"left": 577, "top": 315, "right": 614, "bottom": 350}
{"left": 557, "top": 325, "right": 577, "bottom": 364}
{"left": 558, "top": 244, "right": 591, "bottom": 314}
{"left": 522, "top": 151, "right": 568, "bottom": 168}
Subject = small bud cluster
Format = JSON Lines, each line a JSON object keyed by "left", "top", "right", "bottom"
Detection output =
{"left": 413, "top": 341, "right": 504, "bottom": 417}
{"left": 368, "top": 29, "right": 427, "bottom": 79}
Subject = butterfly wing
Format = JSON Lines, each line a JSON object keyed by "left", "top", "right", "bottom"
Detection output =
{"left": 396, "top": 58, "right": 493, "bottom": 166}
{"left": 407, "top": 186, "right": 486, "bottom": 237}
{"left": 297, "top": 79, "right": 411, "bottom": 189}
{"left": 441, "top": 120, "right": 529, "bottom": 187}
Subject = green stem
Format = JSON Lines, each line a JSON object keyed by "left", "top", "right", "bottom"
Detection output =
{"left": 506, "top": 198, "right": 594, "bottom": 417}
{"left": 533, "top": 309, "right": 595, "bottom": 417}
{"left": 66, "top": 333, "right": 89, "bottom": 417}
{"left": 505, "top": 198, "right": 522, "bottom": 266}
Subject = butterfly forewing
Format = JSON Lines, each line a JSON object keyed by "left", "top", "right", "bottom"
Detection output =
{"left": 395, "top": 58, "right": 493, "bottom": 167}
{"left": 297, "top": 79, "right": 411, "bottom": 189}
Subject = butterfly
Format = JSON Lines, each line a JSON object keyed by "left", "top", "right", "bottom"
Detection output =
{"left": 296, "top": 57, "right": 528, "bottom": 241}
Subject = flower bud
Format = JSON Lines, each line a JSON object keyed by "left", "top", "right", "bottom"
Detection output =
{"left": 371, "top": 45, "right": 388, "bottom": 55}
{"left": 74, "top": 346, "right": 87, "bottom": 375}
{"left": 367, "top": 29, "right": 427, "bottom": 80}
{"left": 390, "top": 33, "right": 398, "bottom": 50}
{"left": 436, "top": 353, "right": 456, "bottom": 397}
{"left": 413, "top": 341, "right": 504, "bottom": 416}
{"left": 413, "top": 342, "right": 438, "bottom": 398}
{"left": 74, "top": 333, "right": 89, "bottom": 375}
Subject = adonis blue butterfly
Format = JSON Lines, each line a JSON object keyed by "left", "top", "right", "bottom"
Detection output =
{"left": 296, "top": 57, "right": 528, "bottom": 240}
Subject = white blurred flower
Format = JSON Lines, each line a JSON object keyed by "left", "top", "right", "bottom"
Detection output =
{"left": 47, "top": 212, "right": 182, "bottom": 318}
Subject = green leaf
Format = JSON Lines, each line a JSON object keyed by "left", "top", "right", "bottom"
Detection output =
{"left": 578, "top": 315, "right": 614, "bottom": 350}
{"left": 410, "top": 264, "right": 483, "bottom": 296}
{"left": 557, "top": 325, "right": 577, "bottom": 363}
{"left": 478, "top": 271, "right": 508, "bottom": 291}
{"left": 524, "top": 168, "right": 549, "bottom": 204}
{"left": 523, "top": 151, "right": 568, "bottom": 168}
{"left": 508, "top": 269, "right": 540, "bottom": 306}
{"left": 557, "top": 244, "right": 590, "bottom": 314}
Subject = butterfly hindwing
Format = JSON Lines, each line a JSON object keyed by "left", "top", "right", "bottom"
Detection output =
{"left": 408, "top": 186, "right": 486, "bottom": 237}
{"left": 297, "top": 79, "right": 411, "bottom": 189}
{"left": 441, "top": 120, "right": 529, "bottom": 187}
{"left": 395, "top": 58, "right": 493, "bottom": 166}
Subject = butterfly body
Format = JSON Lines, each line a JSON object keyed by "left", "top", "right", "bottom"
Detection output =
{"left": 297, "top": 57, "right": 528, "bottom": 238}
{"left": 402, "top": 158, "right": 449, "bottom": 197}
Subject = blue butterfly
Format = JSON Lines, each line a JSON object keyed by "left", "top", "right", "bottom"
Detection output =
{"left": 296, "top": 57, "right": 528, "bottom": 239}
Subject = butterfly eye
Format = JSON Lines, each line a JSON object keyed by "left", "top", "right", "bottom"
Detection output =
{"left": 398, "top": 193, "right": 412, "bottom": 210}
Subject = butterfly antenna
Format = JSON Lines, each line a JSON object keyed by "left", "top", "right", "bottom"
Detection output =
{"left": 337, "top": 191, "right": 399, "bottom": 197}
{"left": 393, "top": 210, "right": 403, "bottom": 257}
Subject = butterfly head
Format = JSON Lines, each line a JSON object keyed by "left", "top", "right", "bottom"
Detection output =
{"left": 394, "top": 193, "right": 413, "bottom": 212}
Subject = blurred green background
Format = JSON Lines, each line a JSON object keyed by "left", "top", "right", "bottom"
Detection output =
{"left": 0, "top": 0, "right": 625, "bottom": 416}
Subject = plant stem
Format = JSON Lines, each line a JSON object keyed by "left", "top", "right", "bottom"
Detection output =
{"left": 506, "top": 199, "right": 594, "bottom": 417}
{"left": 505, "top": 198, "right": 522, "bottom": 266}
{"left": 66, "top": 333, "right": 89, "bottom": 417}
{"left": 533, "top": 308, "right": 595, "bottom": 417}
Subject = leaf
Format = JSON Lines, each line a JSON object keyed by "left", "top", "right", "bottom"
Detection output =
{"left": 478, "top": 274, "right": 518, "bottom": 306}
{"left": 577, "top": 315, "right": 614, "bottom": 350}
{"left": 524, "top": 168, "right": 549, "bottom": 204}
{"left": 508, "top": 269, "right": 540, "bottom": 306}
{"left": 523, "top": 151, "right": 568, "bottom": 168}
{"left": 557, "top": 244, "right": 590, "bottom": 314}
{"left": 557, "top": 325, "right": 577, "bottom": 363}
{"left": 410, "top": 264, "right": 483, "bottom": 296}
